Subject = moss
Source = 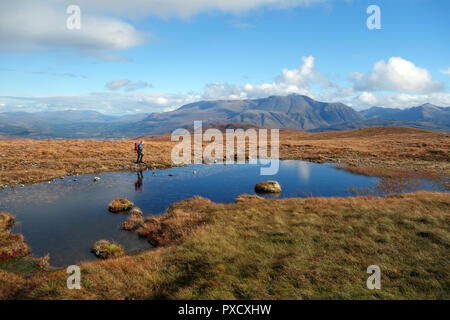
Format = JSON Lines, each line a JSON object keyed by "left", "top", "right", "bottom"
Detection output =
{"left": 91, "top": 240, "right": 125, "bottom": 259}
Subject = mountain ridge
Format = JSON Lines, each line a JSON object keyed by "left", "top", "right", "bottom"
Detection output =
{"left": 0, "top": 95, "right": 449, "bottom": 138}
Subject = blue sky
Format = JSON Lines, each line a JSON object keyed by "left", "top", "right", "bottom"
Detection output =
{"left": 0, "top": 0, "right": 449, "bottom": 115}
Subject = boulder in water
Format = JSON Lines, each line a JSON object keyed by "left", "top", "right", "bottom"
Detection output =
{"left": 254, "top": 180, "right": 282, "bottom": 194}
{"left": 108, "top": 198, "right": 134, "bottom": 213}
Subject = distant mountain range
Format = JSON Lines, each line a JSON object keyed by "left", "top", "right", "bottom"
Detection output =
{"left": 0, "top": 94, "right": 448, "bottom": 139}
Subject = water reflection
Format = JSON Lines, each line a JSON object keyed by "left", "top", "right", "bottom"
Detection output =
{"left": 135, "top": 170, "right": 144, "bottom": 192}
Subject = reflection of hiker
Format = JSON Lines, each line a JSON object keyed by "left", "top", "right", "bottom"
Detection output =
{"left": 135, "top": 140, "right": 144, "bottom": 164}
{"left": 135, "top": 170, "right": 144, "bottom": 192}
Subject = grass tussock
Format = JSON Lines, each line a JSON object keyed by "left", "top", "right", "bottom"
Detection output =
{"left": 91, "top": 240, "right": 125, "bottom": 259}
{"left": 108, "top": 198, "right": 134, "bottom": 213}
{"left": 4, "top": 191, "right": 448, "bottom": 300}
{"left": 0, "top": 212, "right": 30, "bottom": 262}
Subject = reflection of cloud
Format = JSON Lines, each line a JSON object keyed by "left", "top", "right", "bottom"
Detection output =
{"left": 297, "top": 161, "right": 310, "bottom": 182}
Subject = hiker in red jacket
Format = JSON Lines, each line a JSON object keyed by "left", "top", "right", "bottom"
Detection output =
{"left": 135, "top": 141, "right": 144, "bottom": 164}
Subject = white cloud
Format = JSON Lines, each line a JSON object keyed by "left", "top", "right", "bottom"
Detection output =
{"left": 125, "top": 81, "right": 153, "bottom": 92}
{"left": 106, "top": 79, "right": 131, "bottom": 91}
{"left": 350, "top": 92, "right": 450, "bottom": 110}
{"left": 0, "top": 92, "right": 201, "bottom": 115}
{"left": 2, "top": 56, "right": 450, "bottom": 114}
{"left": 0, "top": 1, "right": 146, "bottom": 54}
{"left": 440, "top": 67, "right": 450, "bottom": 76}
{"left": 0, "top": 0, "right": 324, "bottom": 56}
{"left": 106, "top": 79, "right": 153, "bottom": 91}
{"left": 68, "top": 0, "right": 324, "bottom": 19}
{"left": 357, "top": 92, "right": 377, "bottom": 105}
{"left": 351, "top": 57, "right": 445, "bottom": 93}
{"left": 203, "top": 56, "right": 329, "bottom": 100}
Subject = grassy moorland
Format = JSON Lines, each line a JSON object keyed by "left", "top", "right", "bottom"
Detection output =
{"left": 0, "top": 126, "right": 449, "bottom": 299}
{"left": 0, "top": 127, "right": 448, "bottom": 186}
{"left": 1, "top": 191, "right": 448, "bottom": 299}
{"left": 277, "top": 127, "right": 449, "bottom": 179}
{"left": 0, "top": 139, "right": 174, "bottom": 185}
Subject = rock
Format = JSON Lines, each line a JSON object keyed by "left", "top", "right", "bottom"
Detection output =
{"left": 254, "top": 180, "right": 282, "bottom": 194}
{"left": 93, "top": 177, "right": 101, "bottom": 182}
{"left": 91, "top": 240, "right": 124, "bottom": 259}
{"left": 108, "top": 198, "right": 134, "bottom": 213}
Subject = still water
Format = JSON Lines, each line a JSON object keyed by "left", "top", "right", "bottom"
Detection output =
{"left": 0, "top": 160, "right": 442, "bottom": 267}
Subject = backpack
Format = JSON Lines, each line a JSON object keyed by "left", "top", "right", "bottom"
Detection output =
{"left": 134, "top": 142, "right": 139, "bottom": 151}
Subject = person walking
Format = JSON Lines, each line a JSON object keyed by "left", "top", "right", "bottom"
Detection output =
{"left": 135, "top": 140, "right": 144, "bottom": 164}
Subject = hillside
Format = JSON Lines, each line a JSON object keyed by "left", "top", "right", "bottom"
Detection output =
{"left": 136, "top": 94, "right": 364, "bottom": 133}
{"left": 0, "top": 95, "right": 449, "bottom": 139}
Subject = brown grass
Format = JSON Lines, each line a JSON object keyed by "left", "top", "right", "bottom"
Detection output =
{"left": 0, "top": 139, "right": 174, "bottom": 185}
{"left": 2, "top": 191, "right": 448, "bottom": 300}
{"left": 276, "top": 127, "right": 450, "bottom": 178}
{"left": 0, "top": 213, "right": 30, "bottom": 262}
{"left": 0, "top": 127, "right": 448, "bottom": 186}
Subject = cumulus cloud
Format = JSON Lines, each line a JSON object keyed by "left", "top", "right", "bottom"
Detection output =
{"left": 106, "top": 79, "right": 153, "bottom": 92}
{"left": 203, "top": 56, "right": 330, "bottom": 100}
{"left": 0, "top": 1, "right": 146, "bottom": 54}
{"left": 2, "top": 56, "right": 450, "bottom": 114}
{"left": 351, "top": 57, "right": 445, "bottom": 93}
